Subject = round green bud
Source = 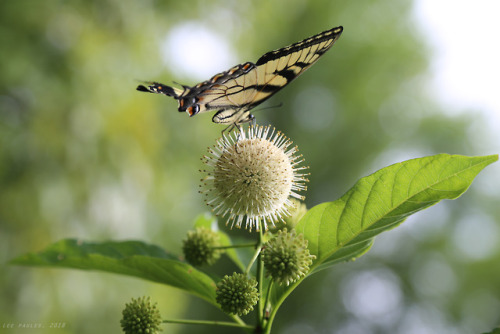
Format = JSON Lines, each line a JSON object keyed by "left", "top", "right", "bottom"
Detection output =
{"left": 262, "top": 228, "right": 315, "bottom": 286}
{"left": 120, "top": 296, "right": 162, "bottom": 334}
{"left": 269, "top": 199, "right": 308, "bottom": 232}
{"left": 182, "top": 227, "right": 222, "bottom": 266}
{"left": 216, "top": 273, "right": 259, "bottom": 316}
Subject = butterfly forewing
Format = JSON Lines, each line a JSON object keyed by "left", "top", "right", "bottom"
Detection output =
{"left": 137, "top": 26, "right": 343, "bottom": 127}
{"left": 254, "top": 26, "right": 343, "bottom": 96}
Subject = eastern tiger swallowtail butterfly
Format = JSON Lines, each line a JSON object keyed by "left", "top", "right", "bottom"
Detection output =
{"left": 137, "top": 26, "right": 343, "bottom": 129}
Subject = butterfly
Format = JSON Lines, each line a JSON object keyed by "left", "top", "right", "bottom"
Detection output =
{"left": 137, "top": 26, "right": 343, "bottom": 130}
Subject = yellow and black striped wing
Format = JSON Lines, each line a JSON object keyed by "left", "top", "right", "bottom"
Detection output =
{"left": 137, "top": 26, "right": 343, "bottom": 126}
{"left": 251, "top": 26, "right": 343, "bottom": 106}
{"left": 178, "top": 62, "right": 259, "bottom": 116}
{"left": 191, "top": 26, "right": 344, "bottom": 116}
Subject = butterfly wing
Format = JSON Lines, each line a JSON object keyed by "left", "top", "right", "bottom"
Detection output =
{"left": 137, "top": 26, "right": 343, "bottom": 126}
{"left": 180, "top": 62, "right": 259, "bottom": 117}
{"left": 204, "top": 26, "right": 345, "bottom": 125}
{"left": 252, "top": 26, "right": 343, "bottom": 105}
{"left": 137, "top": 62, "right": 258, "bottom": 121}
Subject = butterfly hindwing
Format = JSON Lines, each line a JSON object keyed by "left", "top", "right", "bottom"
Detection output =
{"left": 137, "top": 26, "right": 343, "bottom": 127}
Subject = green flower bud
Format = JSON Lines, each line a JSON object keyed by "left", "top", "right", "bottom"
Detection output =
{"left": 120, "top": 296, "right": 162, "bottom": 334}
{"left": 216, "top": 273, "right": 259, "bottom": 316}
{"left": 262, "top": 228, "right": 315, "bottom": 286}
{"left": 269, "top": 199, "right": 308, "bottom": 232}
{"left": 182, "top": 227, "right": 222, "bottom": 266}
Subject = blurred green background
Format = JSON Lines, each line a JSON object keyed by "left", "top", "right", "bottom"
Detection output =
{"left": 1, "top": 0, "right": 499, "bottom": 333}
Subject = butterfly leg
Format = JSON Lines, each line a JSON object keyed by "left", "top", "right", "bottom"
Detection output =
{"left": 221, "top": 123, "right": 237, "bottom": 136}
{"left": 249, "top": 113, "right": 256, "bottom": 127}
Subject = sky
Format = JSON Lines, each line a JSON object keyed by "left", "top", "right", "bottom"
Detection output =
{"left": 413, "top": 0, "right": 500, "bottom": 122}
{"left": 413, "top": 0, "right": 500, "bottom": 197}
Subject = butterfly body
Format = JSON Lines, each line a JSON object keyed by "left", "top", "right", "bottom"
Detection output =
{"left": 137, "top": 26, "right": 343, "bottom": 127}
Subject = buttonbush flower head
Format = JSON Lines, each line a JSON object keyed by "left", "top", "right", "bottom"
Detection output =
{"left": 182, "top": 227, "right": 222, "bottom": 266}
{"left": 201, "top": 125, "right": 308, "bottom": 232}
{"left": 120, "top": 296, "right": 162, "bottom": 334}
{"left": 216, "top": 272, "right": 259, "bottom": 316}
{"left": 262, "top": 228, "right": 315, "bottom": 286}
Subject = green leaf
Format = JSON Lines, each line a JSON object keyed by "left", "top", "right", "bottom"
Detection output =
{"left": 482, "top": 328, "right": 500, "bottom": 334}
{"left": 269, "top": 154, "right": 497, "bottom": 313}
{"left": 193, "top": 213, "right": 216, "bottom": 229}
{"left": 296, "top": 153, "right": 498, "bottom": 272}
{"left": 10, "top": 239, "right": 217, "bottom": 305}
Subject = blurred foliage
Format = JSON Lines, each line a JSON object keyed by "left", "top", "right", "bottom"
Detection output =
{"left": 1, "top": 0, "right": 499, "bottom": 333}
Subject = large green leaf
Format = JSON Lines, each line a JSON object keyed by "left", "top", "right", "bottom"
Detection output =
{"left": 11, "top": 239, "right": 217, "bottom": 305}
{"left": 296, "top": 153, "right": 498, "bottom": 272}
{"left": 269, "top": 154, "right": 497, "bottom": 314}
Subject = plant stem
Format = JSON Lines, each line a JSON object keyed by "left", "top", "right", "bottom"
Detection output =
{"left": 263, "top": 280, "right": 274, "bottom": 323}
{"left": 231, "top": 314, "right": 248, "bottom": 327}
{"left": 262, "top": 278, "right": 304, "bottom": 334}
{"left": 212, "top": 242, "right": 257, "bottom": 250}
{"left": 256, "top": 228, "right": 264, "bottom": 328}
{"left": 244, "top": 236, "right": 262, "bottom": 275}
{"left": 163, "top": 318, "right": 253, "bottom": 330}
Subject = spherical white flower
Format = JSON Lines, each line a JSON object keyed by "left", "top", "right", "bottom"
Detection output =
{"left": 201, "top": 125, "right": 308, "bottom": 231}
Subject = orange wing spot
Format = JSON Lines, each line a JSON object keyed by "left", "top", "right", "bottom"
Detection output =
{"left": 211, "top": 74, "right": 223, "bottom": 82}
{"left": 229, "top": 66, "right": 239, "bottom": 74}
{"left": 187, "top": 106, "right": 194, "bottom": 116}
{"left": 179, "top": 99, "right": 184, "bottom": 108}
{"left": 242, "top": 63, "right": 251, "bottom": 70}
{"left": 158, "top": 86, "right": 163, "bottom": 89}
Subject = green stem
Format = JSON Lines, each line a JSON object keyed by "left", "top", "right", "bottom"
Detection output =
{"left": 230, "top": 314, "right": 248, "bottom": 327}
{"left": 212, "top": 242, "right": 257, "bottom": 250}
{"left": 163, "top": 318, "right": 253, "bottom": 330}
{"left": 256, "top": 228, "right": 264, "bottom": 328}
{"left": 245, "top": 236, "right": 262, "bottom": 275}
{"left": 262, "top": 278, "right": 304, "bottom": 334}
{"left": 263, "top": 280, "right": 274, "bottom": 322}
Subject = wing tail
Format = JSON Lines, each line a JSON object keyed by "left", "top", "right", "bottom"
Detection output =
{"left": 136, "top": 82, "right": 183, "bottom": 98}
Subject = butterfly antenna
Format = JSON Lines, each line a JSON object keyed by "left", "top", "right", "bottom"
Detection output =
{"left": 254, "top": 102, "right": 283, "bottom": 113}
{"left": 172, "top": 81, "right": 191, "bottom": 92}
